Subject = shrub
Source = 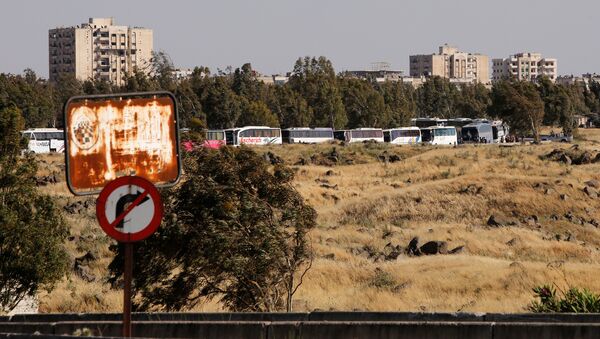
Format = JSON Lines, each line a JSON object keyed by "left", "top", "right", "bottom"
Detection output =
{"left": 369, "top": 269, "right": 396, "bottom": 289}
{"left": 0, "top": 105, "right": 69, "bottom": 313}
{"left": 529, "top": 284, "right": 600, "bottom": 313}
{"left": 109, "top": 146, "right": 317, "bottom": 312}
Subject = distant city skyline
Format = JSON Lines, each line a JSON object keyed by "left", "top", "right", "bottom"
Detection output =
{"left": 1, "top": 0, "right": 597, "bottom": 78}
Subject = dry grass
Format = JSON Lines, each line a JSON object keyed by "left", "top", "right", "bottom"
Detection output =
{"left": 36, "top": 130, "right": 600, "bottom": 313}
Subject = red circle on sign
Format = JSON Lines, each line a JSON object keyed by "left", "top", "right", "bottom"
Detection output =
{"left": 96, "top": 176, "right": 163, "bottom": 243}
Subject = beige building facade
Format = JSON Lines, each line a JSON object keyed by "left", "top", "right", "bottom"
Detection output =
{"left": 492, "top": 53, "right": 557, "bottom": 83}
{"left": 49, "top": 18, "right": 153, "bottom": 85}
{"left": 409, "top": 44, "right": 490, "bottom": 84}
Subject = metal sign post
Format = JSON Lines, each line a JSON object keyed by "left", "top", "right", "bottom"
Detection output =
{"left": 63, "top": 92, "right": 179, "bottom": 338}
{"left": 123, "top": 242, "right": 133, "bottom": 337}
{"left": 96, "top": 176, "right": 163, "bottom": 337}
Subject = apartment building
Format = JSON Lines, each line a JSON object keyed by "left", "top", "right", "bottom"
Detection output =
{"left": 556, "top": 73, "right": 600, "bottom": 88}
{"left": 409, "top": 44, "right": 490, "bottom": 84}
{"left": 49, "top": 18, "right": 153, "bottom": 85}
{"left": 491, "top": 53, "right": 557, "bottom": 83}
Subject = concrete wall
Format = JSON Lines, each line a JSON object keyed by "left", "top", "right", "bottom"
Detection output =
{"left": 3, "top": 312, "right": 600, "bottom": 338}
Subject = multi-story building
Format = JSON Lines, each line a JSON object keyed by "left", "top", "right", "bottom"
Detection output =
{"left": 409, "top": 44, "right": 490, "bottom": 84}
{"left": 556, "top": 73, "right": 600, "bottom": 88}
{"left": 49, "top": 18, "right": 153, "bottom": 85}
{"left": 492, "top": 53, "right": 557, "bottom": 83}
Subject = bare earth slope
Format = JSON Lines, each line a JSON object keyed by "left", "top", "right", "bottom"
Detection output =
{"left": 37, "top": 129, "right": 600, "bottom": 313}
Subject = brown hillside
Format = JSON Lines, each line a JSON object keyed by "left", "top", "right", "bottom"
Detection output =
{"left": 36, "top": 129, "right": 600, "bottom": 313}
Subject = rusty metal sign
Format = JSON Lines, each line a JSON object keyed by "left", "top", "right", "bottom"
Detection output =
{"left": 64, "top": 92, "right": 181, "bottom": 195}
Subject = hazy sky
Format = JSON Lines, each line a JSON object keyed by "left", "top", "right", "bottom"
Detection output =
{"left": 0, "top": 0, "right": 597, "bottom": 78}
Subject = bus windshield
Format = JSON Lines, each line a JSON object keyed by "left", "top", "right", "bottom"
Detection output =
{"left": 433, "top": 128, "right": 455, "bottom": 137}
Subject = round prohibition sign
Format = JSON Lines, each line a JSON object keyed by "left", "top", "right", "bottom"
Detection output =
{"left": 96, "top": 176, "right": 163, "bottom": 243}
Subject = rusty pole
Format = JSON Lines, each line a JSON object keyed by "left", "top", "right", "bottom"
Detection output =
{"left": 123, "top": 242, "right": 133, "bottom": 337}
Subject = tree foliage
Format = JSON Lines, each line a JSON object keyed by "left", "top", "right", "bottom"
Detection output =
{"left": 289, "top": 57, "right": 347, "bottom": 128}
{"left": 0, "top": 105, "right": 69, "bottom": 313}
{"left": 3, "top": 52, "right": 600, "bottom": 134}
{"left": 109, "top": 147, "right": 317, "bottom": 312}
{"left": 529, "top": 284, "right": 600, "bottom": 313}
{"left": 340, "top": 78, "right": 389, "bottom": 128}
{"left": 489, "top": 80, "right": 545, "bottom": 141}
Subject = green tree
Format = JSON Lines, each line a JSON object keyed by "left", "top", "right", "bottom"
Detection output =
{"left": 455, "top": 83, "right": 491, "bottom": 119}
{"left": 537, "top": 77, "right": 576, "bottom": 135}
{"left": 416, "top": 76, "right": 460, "bottom": 118}
{"left": 0, "top": 71, "right": 57, "bottom": 128}
{"left": 149, "top": 51, "right": 177, "bottom": 92}
{"left": 237, "top": 100, "right": 279, "bottom": 127}
{"left": 587, "top": 81, "right": 600, "bottom": 113}
{"left": 340, "top": 78, "right": 389, "bottom": 128}
{"left": 0, "top": 105, "right": 69, "bottom": 313}
{"left": 82, "top": 78, "right": 116, "bottom": 95}
{"left": 269, "top": 85, "right": 314, "bottom": 128}
{"left": 232, "top": 63, "right": 265, "bottom": 102}
{"left": 376, "top": 81, "right": 416, "bottom": 127}
{"left": 109, "top": 147, "right": 317, "bottom": 312}
{"left": 122, "top": 70, "right": 160, "bottom": 92}
{"left": 288, "top": 56, "right": 347, "bottom": 128}
{"left": 174, "top": 79, "right": 204, "bottom": 128}
{"left": 203, "top": 77, "right": 243, "bottom": 128}
{"left": 489, "top": 80, "right": 545, "bottom": 141}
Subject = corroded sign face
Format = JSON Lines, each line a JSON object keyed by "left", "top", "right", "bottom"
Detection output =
{"left": 64, "top": 92, "right": 180, "bottom": 195}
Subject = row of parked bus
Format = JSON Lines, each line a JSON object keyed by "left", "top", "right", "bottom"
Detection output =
{"left": 20, "top": 118, "right": 509, "bottom": 153}
{"left": 199, "top": 118, "right": 509, "bottom": 148}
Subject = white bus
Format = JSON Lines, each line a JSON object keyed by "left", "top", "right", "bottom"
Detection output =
{"left": 334, "top": 128, "right": 384, "bottom": 143}
{"left": 282, "top": 127, "right": 334, "bottom": 144}
{"left": 225, "top": 126, "right": 282, "bottom": 146}
{"left": 411, "top": 118, "right": 448, "bottom": 128}
{"left": 420, "top": 126, "right": 457, "bottom": 145}
{"left": 21, "top": 128, "right": 65, "bottom": 153}
{"left": 491, "top": 121, "right": 509, "bottom": 143}
{"left": 384, "top": 127, "right": 421, "bottom": 145}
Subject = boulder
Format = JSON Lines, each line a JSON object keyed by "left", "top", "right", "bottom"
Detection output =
{"left": 35, "top": 175, "right": 59, "bottom": 186}
{"left": 74, "top": 265, "right": 96, "bottom": 283}
{"left": 585, "top": 180, "right": 600, "bottom": 188}
{"left": 323, "top": 253, "right": 335, "bottom": 260}
{"left": 378, "top": 153, "right": 389, "bottom": 163}
{"left": 448, "top": 245, "right": 465, "bottom": 254}
{"left": 263, "top": 152, "right": 283, "bottom": 165}
{"left": 406, "top": 237, "right": 421, "bottom": 256}
{"left": 64, "top": 201, "right": 85, "bottom": 214}
{"left": 559, "top": 154, "right": 572, "bottom": 165}
{"left": 584, "top": 186, "right": 598, "bottom": 198}
{"left": 295, "top": 158, "right": 308, "bottom": 166}
{"left": 460, "top": 184, "right": 483, "bottom": 195}
{"left": 320, "top": 183, "right": 338, "bottom": 190}
{"left": 575, "top": 151, "right": 593, "bottom": 165}
{"left": 487, "top": 215, "right": 517, "bottom": 227}
{"left": 75, "top": 251, "right": 98, "bottom": 267}
{"left": 419, "top": 241, "right": 448, "bottom": 255}
{"left": 389, "top": 155, "right": 402, "bottom": 163}
{"left": 524, "top": 215, "right": 538, "bottom": 226}
{"left": 385, "top": 251, "right": 402, "bottom": 261}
